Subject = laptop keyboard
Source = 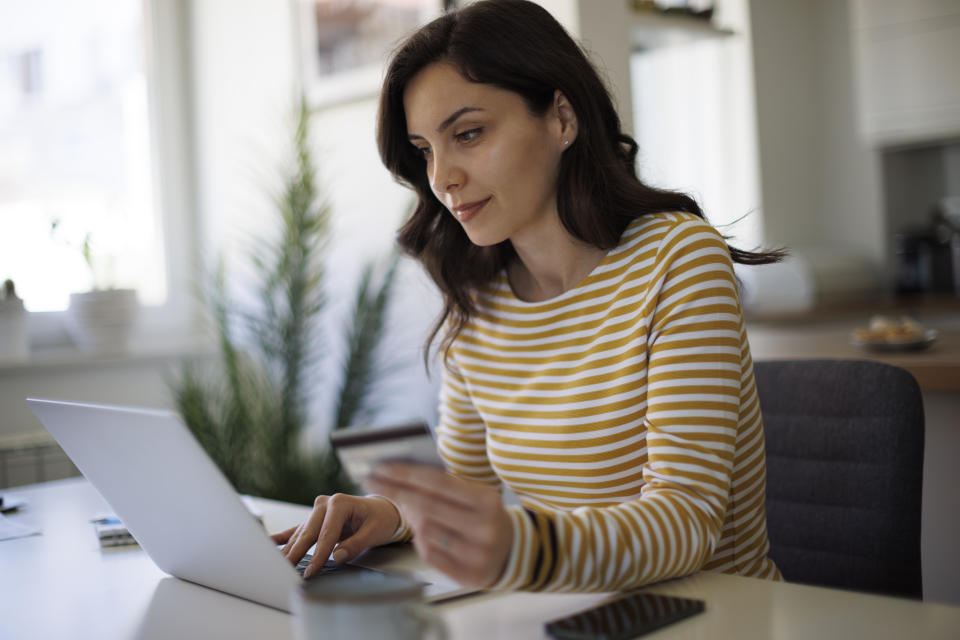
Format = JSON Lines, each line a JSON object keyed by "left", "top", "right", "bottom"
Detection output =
{"left": 293, "top": 552, "right": 439, "bottom": 597}
{"left": 295, "top": 553, "right": 374, "bottom": 580}
{"left": 296, "top": 553, "right": 334, "bottom": 577}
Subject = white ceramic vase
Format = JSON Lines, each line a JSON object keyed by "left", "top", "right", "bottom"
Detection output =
{"left": 67, "top": 288, "right": 139, "bottom": 354}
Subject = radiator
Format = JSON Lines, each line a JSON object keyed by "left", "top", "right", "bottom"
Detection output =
{"left": 0, "top": 432, "right": 79, "bottom": 489}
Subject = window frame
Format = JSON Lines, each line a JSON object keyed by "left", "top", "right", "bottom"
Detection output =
{"left": 23, "top": 0, "right": 201, "bottom": 356}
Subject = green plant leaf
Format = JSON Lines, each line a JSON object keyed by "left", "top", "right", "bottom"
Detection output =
{"left": 169, "top": 95, "right": 396, "bottom": 504}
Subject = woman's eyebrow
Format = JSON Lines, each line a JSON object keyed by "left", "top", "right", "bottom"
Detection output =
{"left": 409, "top": 106, "right": 485, "bottom": 140}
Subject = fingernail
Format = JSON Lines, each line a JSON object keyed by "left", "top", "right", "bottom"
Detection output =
{"left": 303, "top": 566, "right": 314, "bottom": 579}
{"left": 332, "top": 548, "right": 348, "bottom": 564}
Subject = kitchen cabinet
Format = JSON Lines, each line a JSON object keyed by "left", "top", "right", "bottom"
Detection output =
{"left": 850, "top": 0, "right": 960, "bottom": 147}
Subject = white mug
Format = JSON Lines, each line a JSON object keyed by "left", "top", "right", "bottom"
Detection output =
{"left": 291, "top": 569, "right": 447, "bottom": 640}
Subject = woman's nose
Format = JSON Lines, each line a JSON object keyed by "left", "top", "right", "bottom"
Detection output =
{"left": 431, "top": 154, "right": 464, "bottom": 194}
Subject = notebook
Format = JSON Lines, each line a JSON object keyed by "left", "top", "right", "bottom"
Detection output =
{"left": 26, "top": 398, "right": 472, "bottom": 611}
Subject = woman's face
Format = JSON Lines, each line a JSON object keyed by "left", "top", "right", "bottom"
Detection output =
{"left": 403, "top": 62, "right": 569, "bottom": 247}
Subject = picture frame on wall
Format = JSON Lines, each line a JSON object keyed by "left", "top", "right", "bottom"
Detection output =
{"left": 297, "top": 0, "right": 444, "bottom": 108}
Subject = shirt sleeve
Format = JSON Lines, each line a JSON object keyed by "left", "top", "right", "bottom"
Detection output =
{"left": 489, "top": 219, "right": 742, "bottom": 591}
{"left": 436, "top": 356, "right": 503, "bottom": 489}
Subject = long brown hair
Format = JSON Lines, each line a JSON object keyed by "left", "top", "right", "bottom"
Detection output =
{"left": 377, "top": 0, "right": 783, "bottom": 362}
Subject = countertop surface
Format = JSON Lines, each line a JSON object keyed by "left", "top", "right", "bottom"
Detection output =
{"left": 745, "top": 296, "right": 960, "bottom": 392}
{"left": 4, "top": 477, "right": 960, "bottom": 639}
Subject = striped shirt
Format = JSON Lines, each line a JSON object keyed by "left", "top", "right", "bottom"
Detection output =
{"left": 437, "top": 212, "right": 781, "bottom": 591}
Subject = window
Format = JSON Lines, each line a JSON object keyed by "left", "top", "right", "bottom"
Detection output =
{"left": 0, "top": 0, "right": 165, "bottom": 312}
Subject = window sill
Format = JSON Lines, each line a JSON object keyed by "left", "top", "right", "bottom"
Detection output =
{"left": 0, "top": 339, "right": 216, "bottom": 377}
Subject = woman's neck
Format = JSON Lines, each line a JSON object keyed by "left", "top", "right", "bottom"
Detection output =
{"left": 507, "top": 219, "right": 607, "bottom": 302}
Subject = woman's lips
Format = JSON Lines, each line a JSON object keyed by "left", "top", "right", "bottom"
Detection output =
{"left": 454, "top": 197, "right": 490, "bottom": 223}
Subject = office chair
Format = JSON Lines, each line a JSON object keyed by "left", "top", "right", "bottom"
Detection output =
{"left": 754, "top": 359, "right": 925, "bottom": 599}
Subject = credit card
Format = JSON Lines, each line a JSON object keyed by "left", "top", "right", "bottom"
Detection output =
{"left": 329, "top": 421, "right": 444, "bottom": 486}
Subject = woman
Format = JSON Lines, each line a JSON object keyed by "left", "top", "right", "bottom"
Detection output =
{"left": 274, "top": 0, "right": 782, "bottom": 591}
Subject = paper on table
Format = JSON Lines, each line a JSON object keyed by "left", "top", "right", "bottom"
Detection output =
{"left": 0, "top": 511, "right": 41, "bottom": 541}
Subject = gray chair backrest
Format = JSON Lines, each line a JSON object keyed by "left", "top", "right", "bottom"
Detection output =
{"left": 755, "top": 359, "right": 924, "bottom": 599}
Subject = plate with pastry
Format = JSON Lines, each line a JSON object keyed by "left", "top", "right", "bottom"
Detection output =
{"left": 851, "top": 315, "right": 938, "bottom": 352}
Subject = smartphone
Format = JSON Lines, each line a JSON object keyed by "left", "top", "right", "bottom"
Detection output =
{"left": 544, "top": 592, "right": 705, "bottom": 640}
{"left": 329, "top": 421, "right": 444, "bottom": 486}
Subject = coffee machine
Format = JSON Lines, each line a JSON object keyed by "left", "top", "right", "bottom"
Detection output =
{"left": 894, "top": 197, "right": 960, "bottom": 296}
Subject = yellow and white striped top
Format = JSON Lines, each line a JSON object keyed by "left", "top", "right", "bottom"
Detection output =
{"left": 437, "top": 212, "right": 781, "bottom": 591}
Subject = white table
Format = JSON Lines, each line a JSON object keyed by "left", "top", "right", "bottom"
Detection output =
{"left": 2, "top": 477, "right": 959, "bottom": 639}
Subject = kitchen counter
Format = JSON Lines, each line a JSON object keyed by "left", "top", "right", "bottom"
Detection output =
{"left": 745, "top": 296, "right": 960, "bottom": 392}
{"left": 746, "top": 323, "right": 960, "bottom": 392}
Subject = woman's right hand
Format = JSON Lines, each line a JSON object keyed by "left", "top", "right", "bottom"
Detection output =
{"left": 270, "top": 494, "right": 401, "bottom": 578}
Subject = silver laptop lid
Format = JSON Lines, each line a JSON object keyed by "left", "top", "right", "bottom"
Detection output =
{"left": 27, "top": 398, "right": 300, "bottom": 611}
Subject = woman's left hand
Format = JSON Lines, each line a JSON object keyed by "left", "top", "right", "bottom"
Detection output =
{"left": 365, "top": 462, "right": 513, "bottom": 589}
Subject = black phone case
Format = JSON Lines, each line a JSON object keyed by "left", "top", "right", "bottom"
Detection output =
{"left": 544, "top": 592, "right": 705, "bottom": 640}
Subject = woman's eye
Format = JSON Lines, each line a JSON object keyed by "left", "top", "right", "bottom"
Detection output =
{"left": 455, "top": 128, "right": 482, "bottom": 143}
{"left": 414, "top": 146, "right": 432, "bottom": 159}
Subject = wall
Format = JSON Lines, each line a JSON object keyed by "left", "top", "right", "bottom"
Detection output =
{"left": 188, "top": 0, "right": 298, "bottom": 270}
{"left": 920, "top": 391, "right": 960, "bottom": 605}
{"left": 0, "top": 350, "right": 198, "bottom": 487}
{"left": 749, "top": 0, "right": 885, "bottom": 296}
{"left": 631, "top": 0, "right": 763, "bottom": 253}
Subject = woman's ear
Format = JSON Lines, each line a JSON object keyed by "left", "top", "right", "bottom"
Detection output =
{"left": 553, "top": 90, "right": 578, "bottom": 148}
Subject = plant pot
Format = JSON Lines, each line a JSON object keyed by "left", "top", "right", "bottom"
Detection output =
{"left": 0, "top": 296, "right": 28, "bottom": 363}
{"left": 67, "top": 289, "right": 139, "bottom": 354}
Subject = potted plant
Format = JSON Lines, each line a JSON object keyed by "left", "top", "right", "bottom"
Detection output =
{"left": 0, "top": 279, "right": 29, "bottom": 362}
{"left": 51, "top": 221, "right": 139, "bottom": 353}
{"left": 170, "top": 98, "right": 400, "bottom": 503}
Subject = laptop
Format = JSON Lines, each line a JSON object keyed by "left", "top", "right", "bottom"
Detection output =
{"left": 27, "top": 397, "right": 472, "bottom": 612}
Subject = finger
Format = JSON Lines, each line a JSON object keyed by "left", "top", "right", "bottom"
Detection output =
{"left": 411, "top": 525, "right": 458, "bottom": 565}
{"left": 304, "top": 496, "right": 353, "bottom": 578}
{"left": 409, "top": 525, "right": 487, "bottom": 588}
{"left": 329, "top": 518, "right": 386, "bottom": 565}
{"left": 412, "top": 518, "right": 508, "bottom": 589}
{"left": 270, "top": 525, "right": 298, "bottom": 545}
{"left": 281, "top": 523, "right": 306, "bottom": 558}
{"left": 416, "top": 520, "right": 474, "bottom": 562}
{"left": 286, "top": 497, "right": 330, "bottom": 562}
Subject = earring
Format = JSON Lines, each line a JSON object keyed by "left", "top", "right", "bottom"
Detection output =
{"left": 563, "top": 140, "right": 569, "bottom": 145}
